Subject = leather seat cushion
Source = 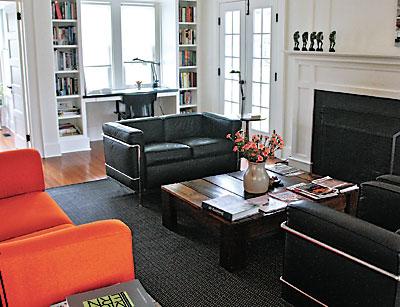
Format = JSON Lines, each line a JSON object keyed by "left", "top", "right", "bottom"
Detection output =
{"left": 176, "top": 137, "right": 233, "bottom": 158}
{"left": 0, "top": 192, "right": 73, "bottom": 242}
{"left": 145, "top": 142, "right": 192, "bottom": 166}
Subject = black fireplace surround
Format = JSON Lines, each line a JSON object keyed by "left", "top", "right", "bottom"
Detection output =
{"left": 312, "top": 90, "right": 400, "bottom": 184}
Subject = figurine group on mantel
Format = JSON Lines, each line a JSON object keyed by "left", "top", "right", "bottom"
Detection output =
{"left": 293, "top": 31, "right": 336, "bottom": 52}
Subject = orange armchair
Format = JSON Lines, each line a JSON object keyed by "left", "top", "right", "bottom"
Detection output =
{"left": 0, "top": 149, "right": 135, "bottom": 306}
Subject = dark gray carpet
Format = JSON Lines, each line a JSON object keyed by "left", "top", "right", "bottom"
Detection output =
{"left": 48, "top": 179, "right": 289, "bottom": 307}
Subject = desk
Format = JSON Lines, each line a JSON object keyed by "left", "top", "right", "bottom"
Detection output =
{"left": 82, "top": 87, "right": 179, "bottom": 141}
{"left": 83, "top": 87, "right": 178, "bottom": 102}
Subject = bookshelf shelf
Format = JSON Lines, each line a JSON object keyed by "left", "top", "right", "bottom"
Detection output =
{"left": 179, "top": 87, "right": 197, "bottom": 91}
{"left": 58, "top": 114, "right": 82, "bottom": 120}
{"left": 52, "top": 19, "right": 77, "bottom": 23}
{"left": 53, "top": 45, "right": 78, "bottom": 49}
{"left": 179, "top": 104, "right": 197, "bottom": 109}
{"left": 55, "top": 70, "right": 79, "bottom": 74}
{"left": 178, "top": 0, "right": 198, "bottom": 113}
{"left": 56, "top": 95, "right": 80, "bottom": 100}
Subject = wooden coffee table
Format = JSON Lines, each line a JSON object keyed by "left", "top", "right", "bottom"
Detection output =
{"left": 161, "top": 170, "right": 358, "bottom": 272}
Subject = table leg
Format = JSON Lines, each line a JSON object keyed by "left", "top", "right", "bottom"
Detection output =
{"left": 219, "top": 223, "right": 247, "bottom": 272}
{"left": 162, "top": 191, "right": 177, "bottom": 231}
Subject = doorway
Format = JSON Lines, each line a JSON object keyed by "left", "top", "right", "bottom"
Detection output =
{"left": 219, "top": 0, "right": 279, "bottom": 135}
{"left": 0, "top": 0, "right": 30, "bottom": 151}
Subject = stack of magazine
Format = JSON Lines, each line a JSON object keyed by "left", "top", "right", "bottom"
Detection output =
{"left": 287, "top": 177, "right": 358, "bottom": 200}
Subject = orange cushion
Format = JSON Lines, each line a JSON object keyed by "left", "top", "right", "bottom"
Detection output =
{"left": 0, "top": 192, "right": 73, "bottom": 242}
{"left": 2, "top": 224, "right": 74, "bottom": 244}
{"left": 0, "top": 149, "right": 45, "bottom": 199}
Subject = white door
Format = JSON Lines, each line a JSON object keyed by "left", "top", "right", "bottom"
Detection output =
{"left": 220, "top": 0, "right": 277, "bottom": 134}
{"left": 3, "top": 2, "right": 28, "bottom": 148}
{"left": 219, "top": 1, "right": 246, "bottom": 117}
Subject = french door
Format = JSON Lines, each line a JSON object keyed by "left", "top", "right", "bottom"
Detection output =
{"left": 220, "top": 0, "right": 276, "bottom": 134}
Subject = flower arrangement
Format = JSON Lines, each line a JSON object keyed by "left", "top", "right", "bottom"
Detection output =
{"left": 226, "top": 130, "right": 284, "bottom": 163}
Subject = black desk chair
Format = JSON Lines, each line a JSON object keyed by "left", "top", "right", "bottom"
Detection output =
{"left": 115, "top": 92, "right": 157, "bottom": 120}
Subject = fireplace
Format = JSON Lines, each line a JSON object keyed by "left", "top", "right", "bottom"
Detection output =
{"left": 312, "top": 90, "right": 400, "bottom": 184}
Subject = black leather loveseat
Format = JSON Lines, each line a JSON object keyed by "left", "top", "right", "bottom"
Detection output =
{"left": 102, "top": 112, "right": 241, "bottom": 192}
{"left": 281, "top": 175, "right": 400, "bottom": 306}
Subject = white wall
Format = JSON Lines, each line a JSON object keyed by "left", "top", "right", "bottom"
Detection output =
{"left": 199, "top": 0, "right": 400, "bottom": 159}
{"left": 21, "top": 0, "right": 60, "bottom": 157}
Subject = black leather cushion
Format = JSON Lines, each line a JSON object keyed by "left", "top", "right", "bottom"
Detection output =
{"left": 121, "top": 117, "right": 164, "bottom": 144}
{"left": 176, "top": 137, "right": 233, "bottom": 158}
{"left": 376, "top": 174, "right": 400, "bottom": 186}
{"left": 145, "top": 142, "right": 192, "bottom": 166}
{"left": 103, "top": 122, "right": 144, "bottom": 145}
{"left": 163, "top": 113, "right": 203, "bottom": 141}
{"left": 202, "top": 112, "right": 242, "bottom": 138}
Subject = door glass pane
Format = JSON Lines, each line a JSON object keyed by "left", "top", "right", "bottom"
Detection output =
{"left": 232, "top": 11, "right": 241, "bottom": 34}
{"left": 225, "top": 12, "right": 233, "bottom": 34}
{"left": 251, "top": 7, "right": 272, "bottom": 133}
{"left": 223, "top": 9, "right": 241, "bottom": 117}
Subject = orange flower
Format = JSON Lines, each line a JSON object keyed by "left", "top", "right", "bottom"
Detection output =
{"left": 226, "top": 133, "right": 231, "bottom": 139}
{"left": 233, "top": 146, "right": 238, "bottom": 152}
{"left": 257, "top": 155, "right": 264, "bottom": 162}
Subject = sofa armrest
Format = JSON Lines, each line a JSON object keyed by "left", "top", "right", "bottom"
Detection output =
{"left": 286, "top": 201, "right": 400, "bottom": 276}
{"left": 0, "top": 220, "right": 134, "bottom": 307}
{"left": 376, "top": 174, "right": 400, "bottom": 186}
{"left": 203, "top": 112, "right": 242, "bottom": 138}
{"left": 357, "top": 181, "right": 400, "bottom": 231}
{"left": 0, "top": 149, "right": 45, "bottom": 200}
{"left": 102, "top": 122, "right": 144, "bottom": 146}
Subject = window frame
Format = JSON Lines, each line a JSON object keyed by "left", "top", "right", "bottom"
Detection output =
{"left": 81, "top": 0, "right": 161, "bottom": 90}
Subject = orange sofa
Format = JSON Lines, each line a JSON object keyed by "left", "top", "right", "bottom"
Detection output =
{"left": 0, "top": 149, "right": 134, "bottom": 306}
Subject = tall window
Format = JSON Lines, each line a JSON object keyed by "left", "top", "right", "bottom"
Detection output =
{"left": 81, "top": 1, "right": 158, "bottom": 92}
{"left": 121, "top": 5, "right": 156, "bottom": 86}
{"left": 81, "top": 3, "right": 112, "bottom": 92}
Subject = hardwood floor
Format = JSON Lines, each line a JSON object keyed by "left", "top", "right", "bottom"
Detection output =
{"left": 42, "top": 141, "right": 107, "bottom": 188}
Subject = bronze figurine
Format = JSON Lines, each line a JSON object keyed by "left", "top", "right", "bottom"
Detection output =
{"left": 293, "top": 31, "right": 300, "bottom": 51}
{"left": 302, "top": 32, "right": 309, "bottom": 51}
{"left": 329, "top": 31, "right": 336, "bottom": 52}
{"left": 309, "top": 32, "right": 317, "bottom": 51}
{"left": 316, "top": 32, "right": 324, "bottom": 52}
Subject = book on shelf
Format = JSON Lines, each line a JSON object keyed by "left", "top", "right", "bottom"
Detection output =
{"left": 58, "top": 106, "right": 80, "bottom": 117}
{"left": 265, "top": 163, "right": 305, "bottom": 177}
{"left": 179, "top": 6, "right": 196, "bottom": 23}
{"left": 67, "top": 280, "right": 155, "bottom": 307}
{"left": 180, "top": 108, "right": 196, "bottom": 114}
{"left": 53, "top": 25, "right": 77, "bottom": 45}
{"left": 311, "top": 176, "right": 355, "bottom": 190}
{"left": 59, "top": 122, "right": 81, "bottom": 136}
{"left": 56, "top": 76, "right": 79, "bottom": 96}
{"left": 179, "top": 91, "right": 193, "bottom": 105}
{"left": 179, "top": 28, "right": 196, "bottom": 45}
{"left": 179, "top": 50, "right": 196, "bottom": 67}
{"left": 179, "top": 72, "right": 197, "bottom": 88}
{"left": 52, "top": 0, "right": 77, "bottom": 20}
{"left": 54, "top": 49, "right": 77, "bottom": 71}
{"left": 287, "top": 182, "right": 339, "bottom": 200}
{"left": 202, "top": 195, "right": 259, "bottom": 222}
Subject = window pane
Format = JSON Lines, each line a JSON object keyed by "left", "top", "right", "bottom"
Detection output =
{"left": 263, "top": 8, "right": 272, "bottom": 33}
{"left": 262, "top": 34, "right": 271, "bottom": 58}
{"left": 225, "top": 11, "right": 232, "bottom": 34}
{"left": 262, "top": 59, "right": 270, "bottom": 83}
{"left": 84, "top": 66, "right": 112, "bottom": 92}
{"left": 253, "top": 34, "right": 261, "bottom": 58}
{"left": 254, "top": 9, "right": 262, "bottom": 33}
{"left": 81, "top": 4, "right": 112, "bottom": 67}
{"left": 253, "top": 59, "right": 261, "bottom": 82}
{"left": 121, "top": 5, "right": 156, "bottom": 85}
{"left": 232, "top": 35, "right": 240, "bottom": 57}
{"left": 225, "top": 35, "right": 232, "bottom": 57}
{"left": 232, "top": 11, "right": 240, "bottom": 34}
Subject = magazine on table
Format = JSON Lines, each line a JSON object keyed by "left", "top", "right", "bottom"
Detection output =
{"left": 268, "top": 190, "right": 307, "bottom": 203}
{"left": 287, "top": 182, "right": 339, "bottom": 200}
{"left": 67, "top": 280, "right": 155, "bottom": 307}
{"left": 312, "top": 176, "right": 353, "bottom": 189}
{"left": 266, "top": 163, "right": 305, "bottom": 177}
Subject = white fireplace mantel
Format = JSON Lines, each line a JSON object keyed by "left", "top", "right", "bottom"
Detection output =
{"left": 285, "top": 50, "right": 400, "bottom": 172}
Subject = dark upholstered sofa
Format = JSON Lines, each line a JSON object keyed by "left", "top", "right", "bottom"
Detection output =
{"left": 281, "top": 175, "right": 400, "bottom": 306}
{"left": 102, "top": 112, "right": 241, "bottom": 191}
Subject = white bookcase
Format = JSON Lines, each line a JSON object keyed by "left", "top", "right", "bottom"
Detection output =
{"left": 51, "top": 0, "right": 90, "bottom": 153}
{"left": 177, "top": 0, "right": 198, "bottom": 113}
